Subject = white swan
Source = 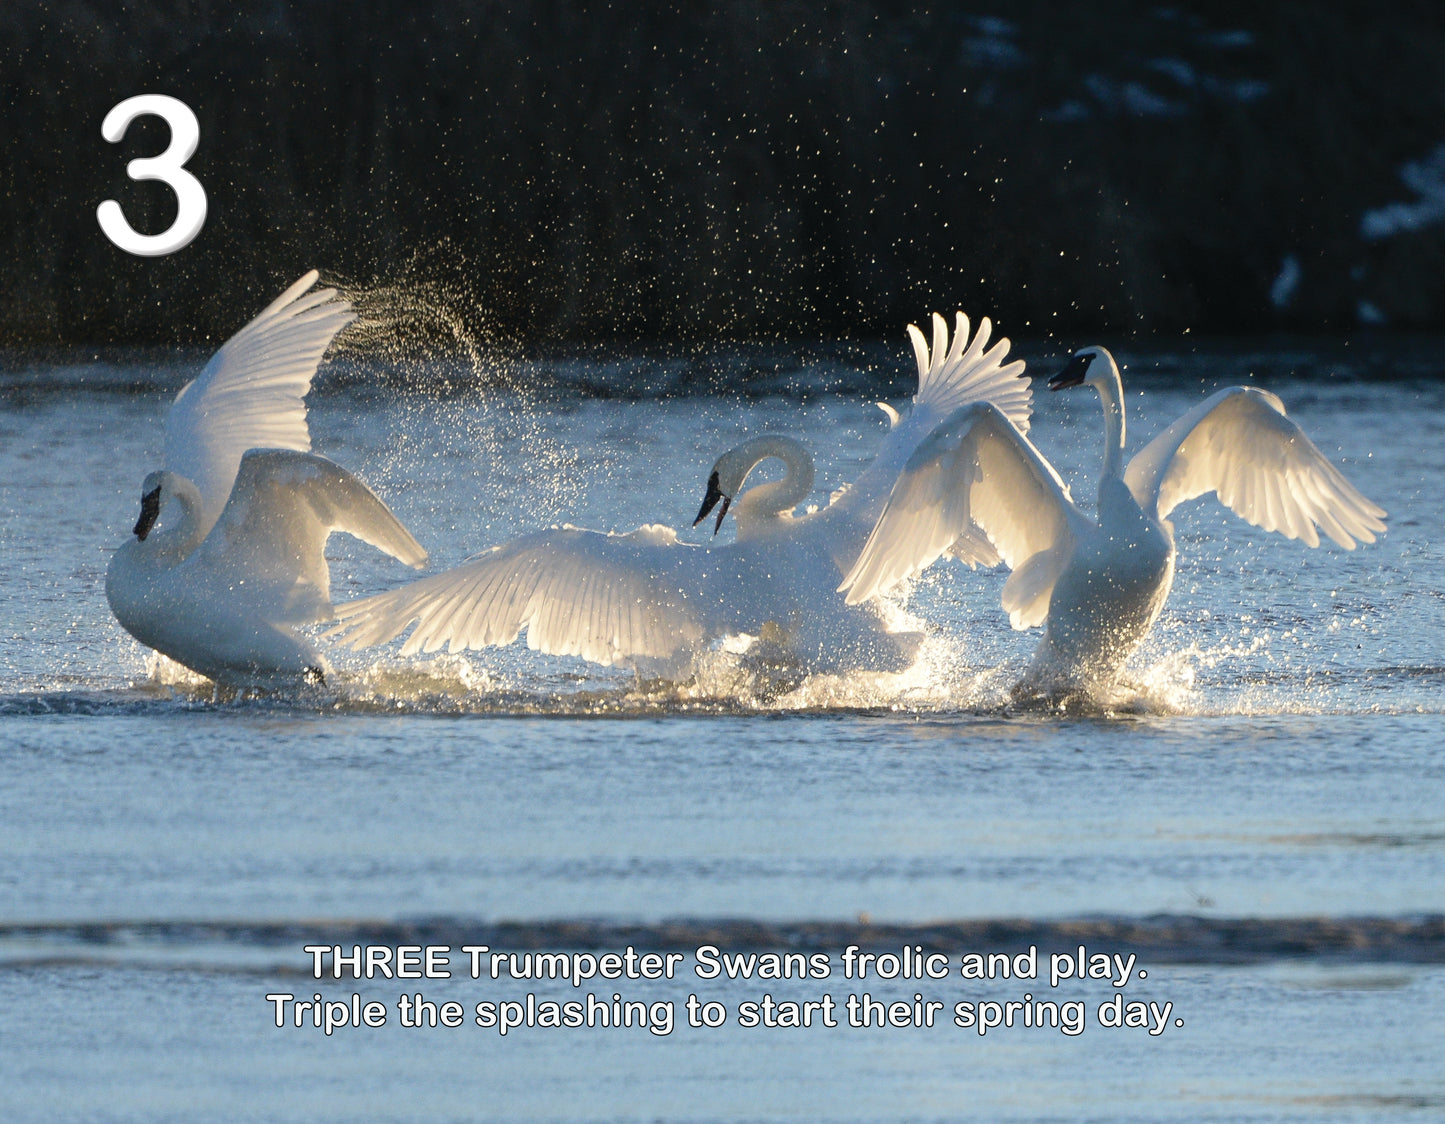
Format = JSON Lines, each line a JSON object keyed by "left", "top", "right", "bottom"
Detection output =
{"left": 106, "top": 272, "right": 428, "bottom": 685}
{"left": 326, "top": 313, "right": 1030, "bottom": 673}
{"left": 839, "top": 346, "right": 1387, "bottom": 694}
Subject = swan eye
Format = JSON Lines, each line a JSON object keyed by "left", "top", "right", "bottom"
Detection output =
{"left": 133, "top": 485, "right": 163, "bottom": 540}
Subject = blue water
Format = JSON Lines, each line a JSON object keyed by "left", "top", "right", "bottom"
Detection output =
{"left": 1, "top": 342, "right": 1442, "bottom": 1120}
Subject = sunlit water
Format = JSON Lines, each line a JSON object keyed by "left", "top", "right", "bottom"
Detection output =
{"left": 1, "top": 344, "right": 1443, "bottom": 1120}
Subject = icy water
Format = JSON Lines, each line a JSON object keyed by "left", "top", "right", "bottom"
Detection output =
{"left": 2, "top": 340, "right": 1443, "bottom": 1121}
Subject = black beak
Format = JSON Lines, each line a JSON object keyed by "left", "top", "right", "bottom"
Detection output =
{"left": 693, "top": 471, "right": 732, "bottom": 536}
{"left": 133, "top": 485, "right": 162, "bottom": 540}
{"left": 1048, "top": 351, "right": 1093, "bottom": 391}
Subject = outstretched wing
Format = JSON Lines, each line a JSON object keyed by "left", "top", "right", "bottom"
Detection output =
{"left": 909, "top": 311, "right": 1031, "bottom": 433}
{"left": 828, "top": 312, "right": 1032, "bottom": 537}
{"left": 326, "top": 525, "right": 708, "bottom": 666}
{"left": 839, "top": 401, "right": 1083, "bottom": 629}
{"left": 192, "top": 450, "right": 427, "bottom": 625}
{"left": 1124, "top": 387, "right": 1387, "bottom": 548}
{"left": 164, "top": 271, "right": 354, "bottom": 535}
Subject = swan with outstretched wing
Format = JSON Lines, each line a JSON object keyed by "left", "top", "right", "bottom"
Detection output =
{"left": 327, "top": 313, "right": 1027, "bottom": 674}
{"left": 106, "top": 273, "right": 427, "bottom": 685}
{"left": 839, "top": 346, "right": 1386, "bottom": 693}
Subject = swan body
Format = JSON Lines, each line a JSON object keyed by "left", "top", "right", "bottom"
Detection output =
{"left": 328, "top": 313, "right": 1030, "bottom": 674}
{"left": 840, "top": 346, "right": 1387, "bottom": 694}
{"left": 106, "top": 273, "right": 427, "bottom": 685}
{"left": 1029, "top": 473, "right": 1175, "bottom": 680}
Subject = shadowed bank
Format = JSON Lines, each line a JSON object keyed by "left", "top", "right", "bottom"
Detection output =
{"left": 5, "top": 1, "right": 1445, "bottom": 346}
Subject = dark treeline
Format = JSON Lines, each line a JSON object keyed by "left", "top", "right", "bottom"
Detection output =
{"left": 3, "top": 1, "right": 1444, "bottom": 346}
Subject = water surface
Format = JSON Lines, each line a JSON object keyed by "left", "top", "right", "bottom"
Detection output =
{"left": 1, "top": 343, "right": 1442, "bottom": 1120}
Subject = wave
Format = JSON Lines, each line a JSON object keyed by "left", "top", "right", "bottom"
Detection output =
{"left": 2, "top": 914, "right": 1440, "bottom": 973}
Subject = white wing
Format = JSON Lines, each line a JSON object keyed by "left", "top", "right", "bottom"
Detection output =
{"left": 164, "top": 271, "right": 354, "bottom": 535}
{"left": 1124, "top": 386, "right": 1387, "bottom": 548}
{"left": 326, "top": 525, "right": 708, "bottom": 666}
{"left": 839, "top": 402, "right": 1084, "bottom": 629}
{"left": 909, "top": 312, "right": 1031, "bottom": 432}
{"left": 191, "top": 450, "right": 427, "bottom": 625}
{"left": 828, "top": 312, "right": 1031, "bottom": 540}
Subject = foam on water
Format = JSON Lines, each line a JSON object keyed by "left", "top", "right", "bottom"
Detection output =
{"left": 40, "top": 616, "right": 1430, "bottom": 723}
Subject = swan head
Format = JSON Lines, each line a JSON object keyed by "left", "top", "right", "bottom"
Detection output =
{"left": 1048, "top": 346, "right": 1118, "bottom": 392}
{"left": 692, "top": 435, "right": 814, "bottom": 536}
{"left": 693, "top": 442, "right": 773, "bottom": 535}
{"left": 132, "top": 472, "right": 169, "bottom": 540}
{"left": 130, "top": 470, "right": 203, "bottom": 543}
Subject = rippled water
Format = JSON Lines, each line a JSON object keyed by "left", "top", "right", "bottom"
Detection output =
{"left": 1, "top": 343, "right": 1443, "bottom": 1120}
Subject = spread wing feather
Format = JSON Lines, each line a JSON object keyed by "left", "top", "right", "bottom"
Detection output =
{"left": 909, "top": 311, "right": 1031, "bottom": 433}
{"left": 1124, "top": 387, "right": 1386, "bottom": 548}
{"left": 164, "top": 272, "right": 354, "bottom": 535}
{"left": 829, "top": 312, "right": 1031, "bottom": 536}
{"left": 839, "top": 402, "right": 1082, "bottom": 628}
{"left": 326, "top": 526, "right": 708, "bottom": 666}
{"left": 192, "top": 449, "right": 426, "bottom": 625}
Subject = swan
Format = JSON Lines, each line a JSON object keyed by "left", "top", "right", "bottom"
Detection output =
{"left": 839, "top": 346, "right": 1387, "bottom": 695}
{"left": 325, "top": 312, "right": 1030, "bottom": 674}
{"left": 106, "top": 272, "right": 428, "bottom": 686}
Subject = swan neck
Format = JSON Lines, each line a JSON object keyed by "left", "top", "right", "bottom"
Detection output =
{"left": 734, "top": 436, "right": 815, "bottom": 529}
{"left": 1094, "top": 368, "right": 1126, "bottom": 483}
{"left": 150, "top": 477, "right": 207, "bottom": 558}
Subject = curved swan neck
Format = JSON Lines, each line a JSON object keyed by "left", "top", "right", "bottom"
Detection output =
{"left": 145, "top": 473, "right": 207, "bottom": 559}
{"left": 729, "top": 435, "right": 815, "bottom": 531}
{"left": 1091, "top": 363, "right": 1126, "bottom": 484}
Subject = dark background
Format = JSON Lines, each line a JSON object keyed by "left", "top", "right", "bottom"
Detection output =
{"left": 4, "top": 1, "right": 1444, "bottom": 346}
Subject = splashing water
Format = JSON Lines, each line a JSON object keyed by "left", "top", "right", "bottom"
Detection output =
{"left": 1, "top": 335, "right": 1439, "bottom": 719}
{"left": 4, "top": 336, "right": 1443, "bottom": 1124}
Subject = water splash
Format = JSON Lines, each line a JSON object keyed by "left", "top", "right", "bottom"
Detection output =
{"left": 26, "top": 618, "right": 1436, "bottom": 720}
{"left": 327, "top": 239, "right": 503, "bottom": 392}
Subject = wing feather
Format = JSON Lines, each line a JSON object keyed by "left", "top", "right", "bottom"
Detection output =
{"left": 327, "top": 526, "right": 708, "bottom": 667}
{"left": 838, "top": 402, "right": 1082, "bottom": 628}
{"left": 191, "top": 449, "right": 426, "bottom": 625}
{"left": 1124, "top": 387, "right": 1386, "bottom": 549}
{"left": 829, "top": 312, "right": 1032, "bottom": 540}
{"left": 164, "top": 272, "right": 353, "bottom": 535}
{"left": 909, "top": 312, "right": 1032, "bottom": 434}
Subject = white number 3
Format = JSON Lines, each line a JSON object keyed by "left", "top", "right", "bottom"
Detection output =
{"left": 97, "top": 95, "right": 208, "bottom": 257}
